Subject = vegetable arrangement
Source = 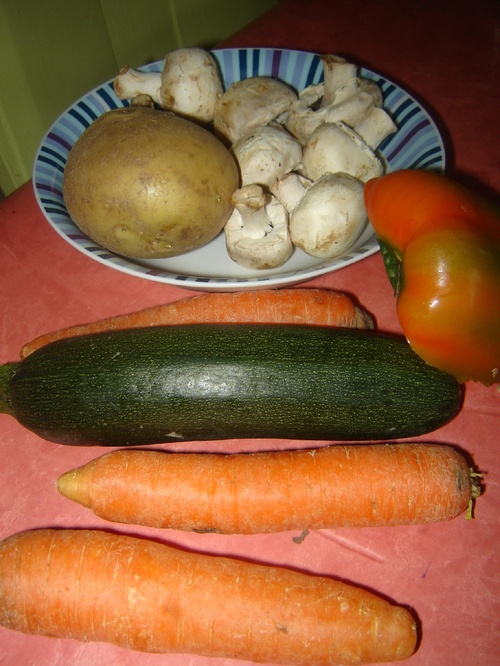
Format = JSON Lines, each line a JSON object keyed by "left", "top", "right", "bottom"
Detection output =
{"left": 0, "top": 282, "right": 484, "bottom": 664}
{"left": 0, "top": 324, "right": 461, "bottom": 446}
{"left": 57, "top": 444, "right": 478, "bottom": 533}
{"left": 364, "top": 169, "right": 500, "bottom": 385}
{"left": 0, "top": 49, "right": 493, "bottom": 664}
{"left": 0, "top": 529, "right": 417, "bottom": 665}
{"left": 111, "top": 48, "right": 396, "bottom": 267}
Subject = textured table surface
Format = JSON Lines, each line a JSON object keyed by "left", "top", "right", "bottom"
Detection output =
{"left": 0, "top": 1, "right": 499, "bottom": 664}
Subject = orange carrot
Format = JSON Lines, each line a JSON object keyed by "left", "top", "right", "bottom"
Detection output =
{"left": 20, "top": 288, "right": 373, "bottom": 358}
{"left": 0, "top": 528, "right": 417, "bottom": 664}
{"left": 57, "top": 443, "right": 478, "bottom": 534}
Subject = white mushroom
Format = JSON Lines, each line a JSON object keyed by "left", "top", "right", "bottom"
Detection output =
{"left": 114, "top": 47, "right": 223, "bottom": 123}
{"left": 224, "top": 185, "right": 293, "bottom": 269}
{"left": 287, "top": 85, "right": 383, "bottom": 145}
{"left": 286, "top": 53, "right": 384, "bottom": 145}
{"left": 213, "top": 77, "right": 298, "bottom": 144}
{"left": 158, "top": 48, "right": 223, "bottom": 123}
{"left": 288, "top": 173, "right": 368, "bottom": 259}
{"left": 231, "top": 124, "right": 303, "bottom": 188}
{"left": 300, "top": 121, "right": 386, "bottom": 183}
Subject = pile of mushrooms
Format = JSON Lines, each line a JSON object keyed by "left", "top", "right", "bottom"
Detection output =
{"left": 114, "top": 48, "right": 397, "bottom": 269}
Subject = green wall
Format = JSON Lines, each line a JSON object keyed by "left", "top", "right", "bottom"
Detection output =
{"left": 0, "top": 0, "right": 278, "bottom": 196}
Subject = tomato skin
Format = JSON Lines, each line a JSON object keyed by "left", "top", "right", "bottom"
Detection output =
{"left": 364, "top": 170, "right": 500, "bottom": 385}
{"left": 398, "top": 230, "right": 500, "bottom": 384}
{"left": 364, "top": 170, "right": 500, "bottom": 247}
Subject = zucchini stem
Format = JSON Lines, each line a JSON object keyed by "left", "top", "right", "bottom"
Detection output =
{"left": 0, "top": 363, "right": 18, "bottom": 415}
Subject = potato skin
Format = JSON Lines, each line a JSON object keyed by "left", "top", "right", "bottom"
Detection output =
{"left": 63, "top": 107, "right": 239, "bottom": 258}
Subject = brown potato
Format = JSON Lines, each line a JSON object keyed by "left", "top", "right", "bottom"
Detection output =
{"left": 63, "top": 106, "right": 239, "bottom": 258}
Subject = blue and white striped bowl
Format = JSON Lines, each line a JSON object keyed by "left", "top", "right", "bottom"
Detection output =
{"left": 33, "top": 48, "right": 445, "bottom": 291}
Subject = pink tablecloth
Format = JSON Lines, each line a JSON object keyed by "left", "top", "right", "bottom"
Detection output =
{"left": 1, "top": 1, "right": 499, "bottom": 664}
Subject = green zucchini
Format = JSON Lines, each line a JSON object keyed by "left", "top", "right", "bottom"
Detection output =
{"left": 0, "top": 324, "right": 461, "bottom": 446}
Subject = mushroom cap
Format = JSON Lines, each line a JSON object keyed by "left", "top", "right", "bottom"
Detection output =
{"left": 159, "top": 47, "right": 223, "bottom": 123}
{"left": 290, "top": 172, "right": 368, "bottom": 259}
{"left": 301, "top": 122, "right": 385, "bottom": 183}
{"left": 231, "top": 125, "right": 303, "bottom": 188}
{"left": 214, "top": 77, "right": 298, "bottom": 144}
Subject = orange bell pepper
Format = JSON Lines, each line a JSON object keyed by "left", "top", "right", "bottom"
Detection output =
{"left": 364, "top": 169, "right": 500, "bottom": 385}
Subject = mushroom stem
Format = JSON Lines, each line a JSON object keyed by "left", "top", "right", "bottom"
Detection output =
{"left": 225, "top": 185, "right": 293, "bottom": 269}
{"left": 354, "top": 106, "right": 397, "bottom": 149}
{"left": 114, "top": 66, "right": 162, "bottom": 105}
{"left": 231, "top": 186, "right": 273, "bottom": 238}
{"left": 130, "top": 94, "right": 155, "bottom": 108}
{"left": 320, "top": 55, "right": 358, "bottom": 107}
{"left": 271, "top": 173, "right": 311, "bottom": 213}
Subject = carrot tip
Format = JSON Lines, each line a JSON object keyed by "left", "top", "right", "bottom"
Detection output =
{"left": 56, "top": 469, "right": 90, "bottom": 508}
